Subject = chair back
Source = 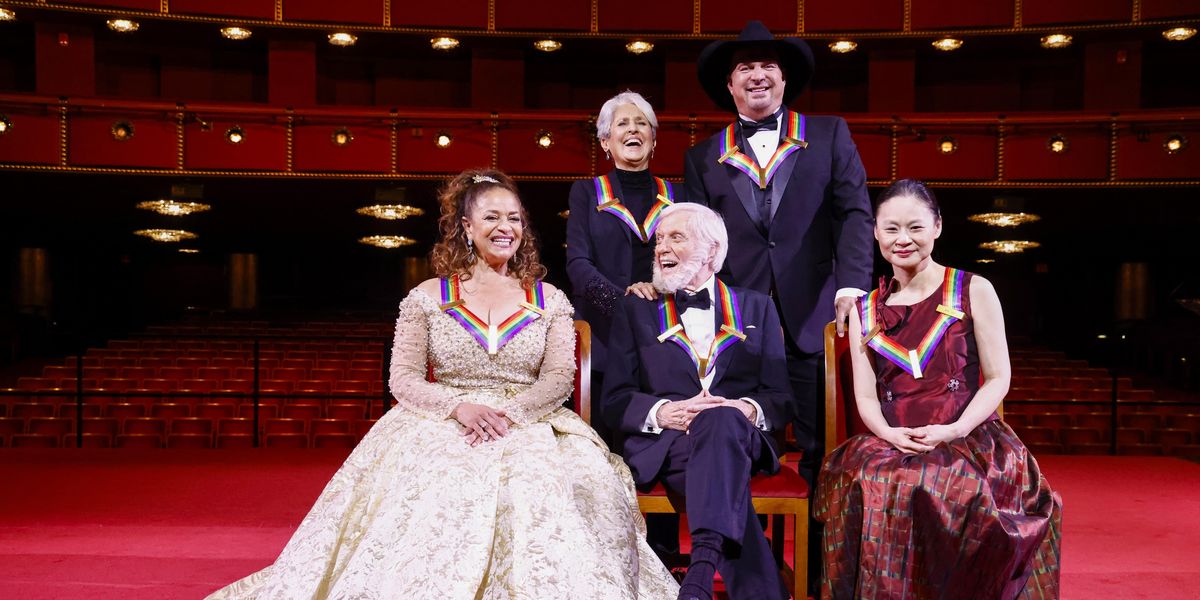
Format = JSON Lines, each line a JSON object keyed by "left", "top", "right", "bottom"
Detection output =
{"left": 823, "top": 321, "right": 867, "bottom": 454}
{"left": 573, "top": 320, "right": 592, "bottom": 425}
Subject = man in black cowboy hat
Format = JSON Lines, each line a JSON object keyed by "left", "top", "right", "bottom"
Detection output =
{"left": 683, "top": 20, "right": 873, "bottom": 488}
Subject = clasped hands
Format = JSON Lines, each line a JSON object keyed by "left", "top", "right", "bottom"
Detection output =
{"left": 655, "top": 389, "right": 757, "bottom": 432}
{"left": 452, "top": 402, "right": 514, "bottom": 447}
{"left": 880, "top": 423, "right": 962, "bottom": 454}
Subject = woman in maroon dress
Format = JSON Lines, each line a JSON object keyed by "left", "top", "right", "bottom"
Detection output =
{"left": 815, "top": 179, "right": 1061, "bottom": 599}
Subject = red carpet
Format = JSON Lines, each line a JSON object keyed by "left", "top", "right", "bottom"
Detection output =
{"left": 0, "top": 450, "right": 1197, "bottom": 599}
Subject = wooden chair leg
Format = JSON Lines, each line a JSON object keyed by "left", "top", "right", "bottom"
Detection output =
{"left": 795, "top": 502, "right": 809, "bottom": 599}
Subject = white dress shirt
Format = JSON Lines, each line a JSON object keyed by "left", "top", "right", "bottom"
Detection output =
{"left": 643, "top": 276, "right": 769, "bottom": 434}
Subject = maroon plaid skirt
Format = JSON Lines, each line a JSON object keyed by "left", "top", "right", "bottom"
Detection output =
{"left": 815, "top": 420, "right": 1061, "bottom": 599}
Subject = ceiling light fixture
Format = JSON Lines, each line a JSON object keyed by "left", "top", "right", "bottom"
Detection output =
{"left": 220, "top": 26, "right": 252, "bottom": 41}
{"left": 1163, "top": 27, "right": 1197, "bottom": 42}
{"left": 967, "top": 212, "right": 1041, "bottom": 227}
{"left": 356, "top": 204, "right": 425, "bottom": 220}
{"left": 135, "top": 229, "right": 198, "bottom": 243}
{"left": 328, "top": 32, "right": 357, "bottom": 47}
{"left": 359, "top": 235, "right": 417, "bottom": 248}
{"left": 979, "top": 240, "right": 1040, "bottom": 254}
{"left": 1040, "top": 33, "right": 1073, "bottom": 49}
{"left": 106, "top": 19, "right": 139, "bottom": 33}
{"left": 932, "top": 37, "right": 963, "bottom": 52}
{"left": 829, "top": 40, "right": 858, "bottom": 53}
{"left": 136, "top": 199, "right": 212, "bottom": 216}
{"left": 431, "top": 36, "right": 460, "bottom": 51}
{"left": 625, "top": 40, "right": 654, "bottom": 54}
{"left": 533, "top": 39, "right": 562, "bottom": 52}
{"left": 0, "top": 8, "right": 15, "bottom": 21}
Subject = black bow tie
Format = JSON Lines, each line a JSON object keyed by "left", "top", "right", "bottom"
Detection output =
{"left": 674, "top": 288, "right": 711, "bottom": 312}
{"left": 739, "top": 116, "right": 778, "bottom": 135}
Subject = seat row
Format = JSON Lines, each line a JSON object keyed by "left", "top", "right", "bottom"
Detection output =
{"left": 2, "top": 399, "right": 383, "bottom": 422}
{"left": 12, "top": 378, "right": 386, "bottom": 395}
{"left": 3, "top": 430, "right": 369, "bottom": 449}
{"left": 0, "top": 416, "right": 379, "bottom": 447}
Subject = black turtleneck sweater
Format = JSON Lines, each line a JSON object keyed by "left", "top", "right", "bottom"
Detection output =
{"left": 614, "top": 167, "right": 656, "bottom": 283}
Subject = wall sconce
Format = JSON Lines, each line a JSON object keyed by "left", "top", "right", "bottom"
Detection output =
{"left": 533, "top": 39, "right": 562, "bottom": 52}
{"left": 1164, "top": 133, "right": 1188, "bottom": 154}
{"left": 535, "top": 130, "right": 554, "bottom": 149}
{"left": 0, "top": 8, "right": 15, "bottom": 21}
{"left": 932, "top": 37, "right": 963, "bottom": 52}
{"left": 435, "top": 132, "right": 452, "bottom": 148}
{"left": 220, "top": 26, "right": 252, "bottom": 40}
{"left": 331, "top": 128, "right": 353, "bottom": 147}
{"left": 224, "top": 126, "right": 245, "bottom": 144}
{"left": 558, "top": 210, "right": 570, "bottom": 219}
{"left": 111, "top": 120, "right": 135, "bottom": 141}
{"left": 937, "top": 136, "right": 958, "bottom": 154}
{"left": 828, "top": 40, "right": 858, "bottom": 53}
{"left": 626, "top": 40, "right": 654, "bottom": 54}
{"left": 136, "top": 199, "right": 212, "bottom": 216}
{"left": 106, "top": 19, "right": 139, "bottom": 33}
{"left": 431, "top": 36, "right": 460, "bottom": 51}
{"left": 0, "top": 114, "right": 10, "bottom": 135}
{"left": 328, "top": 32, "right": 357, "bottom": 47}
{"left": 1047, "top": 134, "right": 1068, "bottom": 154}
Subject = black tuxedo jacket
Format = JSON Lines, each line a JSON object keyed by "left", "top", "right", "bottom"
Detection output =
{"left": 601, "top": 283, "right": 792, "bottom": 488}
{"left": 683, "top": 111, "right": 874, "bottom": 354}
{"left": 565, "top": 169, "right": 681, "bottom": 368}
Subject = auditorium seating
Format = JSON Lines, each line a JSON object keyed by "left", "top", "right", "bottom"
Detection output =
{"left": 2, "top": 317, "right": 1195, "bottom": 462}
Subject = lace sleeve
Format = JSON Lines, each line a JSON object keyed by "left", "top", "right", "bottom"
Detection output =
{"left": 505, "top": 289, "right": 576, "bottom": 425}
{"left": 388, "top": 291, "right": 462, "bottom": 421}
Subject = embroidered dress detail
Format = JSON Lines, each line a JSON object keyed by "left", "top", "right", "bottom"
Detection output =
{"left": 593, "top": 174, "right": 676, "bottom": 243}
{"left": 717, "top": 111, "right": 807, "bottom": 190}
{"left": 860, "top": 268, "right": 965, "bottom": 379}
{"left": 440, "top": 276, "right": 545, "bottom": 355}
{"left": 657, "top": 279, "right": 745, "bottom": 382}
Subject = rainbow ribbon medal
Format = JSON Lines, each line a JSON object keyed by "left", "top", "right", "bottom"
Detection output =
{"left": 594, "top": 174, "right": 676, "bottom": 243}
{"left": 717, "top": 111, "right": 808, "bottom": 190}
{"left": 656, "top": 279, "right": 746, "bottom": 384}
{"left": 440, "top": 275, "right": 546, "bottom": 355}
{"left": 860, "top": 268, "right": 965, "bottom": 379}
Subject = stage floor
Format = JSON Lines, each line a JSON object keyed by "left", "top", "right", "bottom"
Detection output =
{"left": 1, "top": 450, "right": 1197, "bottom": 599}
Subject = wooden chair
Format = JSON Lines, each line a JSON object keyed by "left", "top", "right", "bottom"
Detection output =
{"left": 573, "top": 320, "right": 810, "bottom": 599}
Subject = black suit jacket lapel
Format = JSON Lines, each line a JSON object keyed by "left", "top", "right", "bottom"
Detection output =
{"left": 653, "top": 298, "right": 702, "bottom": 388}
{"left": 716, "top": 135, "right": 766, "bottom": 236}
{"left": 768, "top": 111, "right": 803, "bottom": 224}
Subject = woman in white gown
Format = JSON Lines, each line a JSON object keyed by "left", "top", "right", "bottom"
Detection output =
{"left": 207, "top": 169, "right": 678, "bottom": 599}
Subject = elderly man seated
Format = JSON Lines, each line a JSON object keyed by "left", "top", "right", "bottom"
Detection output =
{"left": 602, "top": 203, "right": 792, "bottom": 600}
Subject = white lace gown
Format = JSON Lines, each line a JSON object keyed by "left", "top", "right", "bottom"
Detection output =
{"left": 206, "top": 286, "right": 678, "bottom": 599}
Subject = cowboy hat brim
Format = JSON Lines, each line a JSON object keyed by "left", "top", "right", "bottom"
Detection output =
{"left": 696, "top": 22, "right": 815, "bottom": 113}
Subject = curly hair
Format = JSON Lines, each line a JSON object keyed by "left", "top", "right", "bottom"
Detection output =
{"left": 429, "top": 168, "right": 547, "bottom": 289}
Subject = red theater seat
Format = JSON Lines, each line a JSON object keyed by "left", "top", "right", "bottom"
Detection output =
{"left": 310, "top": 418, "right": 351, "bottom": 435}
{"left": 66, "top": 432, "right": 112, "bottom": 448}
{"left": 328, "top": 403, "right": 367, "bottom": 420}
{"left": 27, "top": 417, "right": 74, "bottom": 437}
{"left": 167, "top": 433, "right": 213, "bottom": 448}
{"left": 265, "top": 432, "right": 308, "bottom": 448}
{"left": 107, "top": 403, "right": 148, "bottom": 421}
{"left": 314, "top": 433, "right": 357, "bottom": 448}
{"left": 12, "top": 403, "right": 56, "bottom": 420}
{"left": 171, "top": 418, "right": 213, "bottom": 435}
{"left": 151, "top": 403, "right": 191, "bottom": 419}
{"left": 195, "top": 403, "right": 237, "bottom": 419}
{"left": 265, "top": 418, "right": 306, "bottom": 435}
{"left": 115, "top": 433, "right": 162, "bottom": 448}
{"left": 124, "top": 417, "right": 166, "bottom": 439}
{"left": 217, "top": 433, "right": 255, "bottom": 448}
{"left": 12, "top": 433, "right": 59, "bottom": 448}
{"left": 82, "top": 417, "right": 119, "bottom": 437}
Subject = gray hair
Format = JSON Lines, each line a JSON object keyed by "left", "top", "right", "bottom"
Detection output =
{"left": 659, "top": 203, "right": 728, "bottom": 272}
{"left": 596, "top": 90, "right": 659, "bottom": 142}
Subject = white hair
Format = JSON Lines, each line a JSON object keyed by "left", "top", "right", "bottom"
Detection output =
{"left": 659, "top": 203, "right": 728, "bottom": 272}
{"left": 596, "top": 90, "right": 659, "bottom": 142}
